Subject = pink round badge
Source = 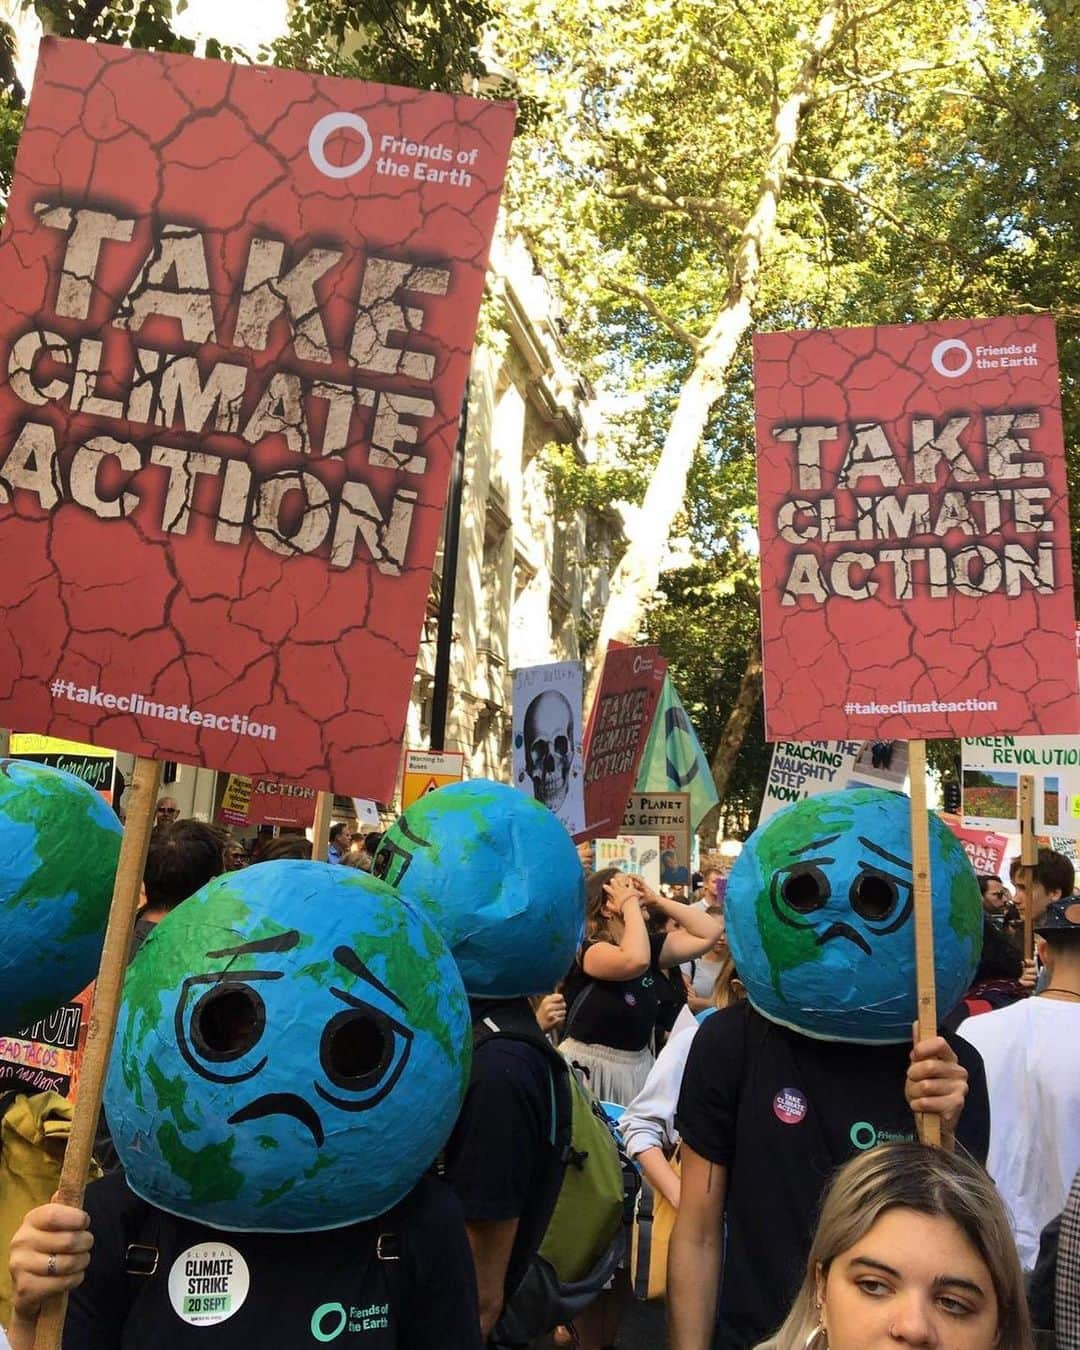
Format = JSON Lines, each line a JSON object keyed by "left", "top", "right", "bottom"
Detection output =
{"left": 773, "top": 1088, "right": 808, "bottom": 1125}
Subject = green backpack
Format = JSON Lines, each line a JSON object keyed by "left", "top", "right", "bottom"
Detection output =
{"left": 473, "top": 1005, "right": 634, "bottom": 1341}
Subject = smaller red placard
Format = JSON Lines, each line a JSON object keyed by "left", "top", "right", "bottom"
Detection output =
{"left": 578, "top": 644, "right": 667, "bottom": 841}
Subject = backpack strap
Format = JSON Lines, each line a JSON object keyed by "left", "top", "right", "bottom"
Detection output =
{"left": 473, "top": 1004, "right": 572, "bottom": 1160}
{"left": 559, "top": 982, "right": 595, "bottom": 1044}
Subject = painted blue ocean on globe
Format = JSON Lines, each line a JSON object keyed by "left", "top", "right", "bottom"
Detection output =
{"left": 0, "top": 757, "right": 122, "bottom": 1034}
{"left": 105, "top": 861, "right": 471, "bottom": 1231}
{"left": 726, "top": 788, "right": 982, "bottom": 1043}
{"left": 375, "top": 779, "right": 584, "bottom": 997}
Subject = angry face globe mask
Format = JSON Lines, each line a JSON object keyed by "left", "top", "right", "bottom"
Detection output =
{"left": 105, "top": 861, "right": 471, "bottom": 1231}
{"left": 0, "top": 758, "right": 122, "bottom": 1034}
{"left": 725, "top": 788, "right": 981, "bottom": 1043}
{"left": 374, "top": 779, "right": 584, "bottom": 998}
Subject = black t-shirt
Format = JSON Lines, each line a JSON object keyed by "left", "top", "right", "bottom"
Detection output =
{"left": 64, "top": 1170, "right": 482, "bottom": 1350}
{"left": 442, "top": 1002, "right": 560, "bottom": 1301}
{"left": 675, "top": 1002, "right": 990, "bottom": 1350}
{"left": 561, "top": 933, "right": 667, "bottom": 1051}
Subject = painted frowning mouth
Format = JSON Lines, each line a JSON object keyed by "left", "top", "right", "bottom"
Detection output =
{"left": 228, "top": 1092, "right": 325, "bottom": 1147}
{"left": 816, "top": 921, "right": 872, "bottom": 956}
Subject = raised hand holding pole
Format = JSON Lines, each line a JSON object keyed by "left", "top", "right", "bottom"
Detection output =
{"left": 907, "top": 739, "right": 941, "bottom": 1149}
{"left": 34, "top": 755, "right": 163, "bottom": 1350}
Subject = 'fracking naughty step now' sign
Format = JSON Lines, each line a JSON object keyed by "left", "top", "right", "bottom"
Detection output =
{"left": 0, "top": 39, "right": 515, "bottom": 798}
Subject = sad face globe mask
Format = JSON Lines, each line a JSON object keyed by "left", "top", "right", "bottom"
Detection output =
{"left": 0, "top": 758, "right": 121, "bottom": 1034}
{"left": 374, "top": 779, "right": 583, "bottom": 998}
{"left": 725, "top": 789, "right": 981, "bottom": 1043}
{"left": 105, "top": 861, "right": 471, "bottom": 1231}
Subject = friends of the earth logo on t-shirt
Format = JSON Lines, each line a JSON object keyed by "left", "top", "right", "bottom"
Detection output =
{"left": 311, "top": 1301, "right": 392, "bottom": 1341}
{"left": 167, "top": 1243, "right": 250, "bottom": 1326}
{"left": 772, "top": 1088, "right": 808, "bottom": 1124}
{"left": 849, "top": 1120, "right": 915, "bottom": 1151}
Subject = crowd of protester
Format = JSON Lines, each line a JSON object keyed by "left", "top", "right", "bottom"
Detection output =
{"left": 2, "top": 796, "right": 1078, "bottom": 1350}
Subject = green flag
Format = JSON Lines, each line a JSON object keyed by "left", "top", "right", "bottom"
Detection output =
{"left": 634, "top": 675, "right": 719, "bottom": 829}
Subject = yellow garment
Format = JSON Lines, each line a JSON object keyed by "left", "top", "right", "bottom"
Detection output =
{"left": 0, "top": 1092, "right": 101, "bottom": 1325}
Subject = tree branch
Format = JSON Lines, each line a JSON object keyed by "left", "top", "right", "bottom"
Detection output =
{"left": 815, "top": 58, "right": 952, "bottom": 101}
{"left": 785, "top": 170, "right": 946, "bottom": 246}
{"left": 603, "top": 275, "right": 705, "bottom": 352}
{"left": 606, "top": 182, "right": 747, "bottom": 231}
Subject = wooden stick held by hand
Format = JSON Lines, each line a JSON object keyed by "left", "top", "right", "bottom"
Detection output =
{"left": 312, "top": 791, "right": 333, "bottom": 863}
{"left": 1019, "top": 774, "right": 1037, "bottom": 960}
{"left": 34, "top": 756, "right": 163, "bottom": 1350}
{"left": 907, "top": 740, "right": 941, "bottom": 1149}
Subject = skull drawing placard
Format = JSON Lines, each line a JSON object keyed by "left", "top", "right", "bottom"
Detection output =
{"left": 524, "top": 691, "right": 574, "bottom": 810}
{"left": 511, "top": 661, "right": 585, "bottom": 834}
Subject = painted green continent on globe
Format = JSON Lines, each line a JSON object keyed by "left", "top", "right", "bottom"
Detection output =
{"left": 374, "top": 778, "right": 584, "bottom": 998}
{"left": 0, "top": 758, "right": 122, "bottom": 1033}
{"left": 726, "top": 789, "right": 981, "bottom": 1043}
{"left": 106, "top": 860, "right": 471, "bottom": 1232}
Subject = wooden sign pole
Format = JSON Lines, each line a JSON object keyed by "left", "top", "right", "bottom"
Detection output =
{"left": 312, "top": 790, "right": 333, "bottom": 863}
{"left": 1018, "top": 774, "right": 1037, "bottom": 959}
{"left": 35, "top": 755, "right": 163, "bottom": 1350}
{"left": 907, "top": 739, "right": 942, "bottom": 1149}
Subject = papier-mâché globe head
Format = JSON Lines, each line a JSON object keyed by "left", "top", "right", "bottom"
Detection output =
{"left": 374, "top": 779, "right": 584, "bottom": 997}
{"left": 105, "top": 861, "right": 471, "bottom": 1231}
{"left": 0, "top": 757, "right": 122, "bottom": 1034}
{"left": 725, "top": 788, "right": 981, "bottom": 1043}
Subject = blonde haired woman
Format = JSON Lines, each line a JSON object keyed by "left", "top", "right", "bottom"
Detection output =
{"left": 760, "top": 1142, "right": 1031, "bottom": 1350}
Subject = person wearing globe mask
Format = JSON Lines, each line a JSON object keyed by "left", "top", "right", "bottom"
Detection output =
{"left": 372, "top": 781, "right": 594, "bottom": 1349}
{"left": 59, "top": 861, "right": 483, "bottom": 1348}
{"left": 667, "top": 789, "right": 989, "bottom": 1350}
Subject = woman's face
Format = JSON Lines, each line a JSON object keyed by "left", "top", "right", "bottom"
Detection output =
{"left": 602, "top": 870, "right": 643, "bottom": 918}
{"left": 817, "top": 1209, "right": 999, "bottom": 1350}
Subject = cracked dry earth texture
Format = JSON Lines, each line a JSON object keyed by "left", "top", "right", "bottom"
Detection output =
{"left": 0, "top": 38, "right": 514, "bottom": 797}
{"left": 753, "top": 315, "right": 1079, "bottom": 742}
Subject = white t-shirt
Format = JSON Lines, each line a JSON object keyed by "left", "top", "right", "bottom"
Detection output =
{"left": 960, "top": 997, "right": 1080, "bottom": 1268}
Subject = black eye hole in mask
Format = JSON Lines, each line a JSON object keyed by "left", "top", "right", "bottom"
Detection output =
{"left": 848, "top": 865, "right": 913, "bottom": 934}
{"left": 315, "top": 993, "right": 414, "bottom": 1113}
{"left": 176, "top": 972, "right": 282, "bottom": 1083}
{"left": 372, "top": 818, "right": 433, "bottom": 886}
{"left": 191, "top": 983, "right": 266, "bottom": 1061}
{"left": 770, "top": 857, "right": 834, "bottom": 929}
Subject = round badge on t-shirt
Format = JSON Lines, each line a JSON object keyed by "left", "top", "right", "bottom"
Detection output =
{"left": 772, "top": 1087, "right": 808, "bottom": 1125}
{"left": 168, "top": 1242, "right": 251, "bottom": 1326}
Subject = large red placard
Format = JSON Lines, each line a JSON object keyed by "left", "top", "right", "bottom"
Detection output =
{"left": 0, "top": 40, "right": 514, "bottom": 797}
{"left": 755, "top": 316, "right": 1078, "bottom": 740}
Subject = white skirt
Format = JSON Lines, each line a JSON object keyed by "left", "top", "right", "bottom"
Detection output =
{"left": 559, "top": 1037, "right": 654, "bottom": 1107}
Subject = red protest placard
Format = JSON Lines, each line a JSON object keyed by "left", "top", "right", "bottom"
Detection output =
{"left": 755, "top": 316, "right": 1078, "bottom": 740}
{"left": 940, "top": 819, "right": 1008, "bottom": 878}
{"left": 578, "top": 644, "right": 667, "bottom": 841}
{"left": 217, "top": 774, "right": 318, "bottom": 829}
{"left": 0, "top": 40, "right": 515, "bottom": 799}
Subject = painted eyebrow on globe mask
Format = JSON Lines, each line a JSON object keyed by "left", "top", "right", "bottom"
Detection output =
{"left": 332, "top": 944, "right": 407, "bottom": 1012}
{"left": 856, "top": 837, "right": 913, "bottom": 873}
{"left": 206, "top": 930, "right": 302, "bottom": 960}
{"left": 789, "top": 833, "right": 842, "bottom": 857}
{"left": 372, "top": 819, "right": 432, "bottom": 881}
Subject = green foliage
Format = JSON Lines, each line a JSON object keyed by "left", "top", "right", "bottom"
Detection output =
{"left": 541, "top": 442, "right": 649, "bottom": 512}
{"left": 0, "top": 91, "right": 24, "bottom": 199}
{"left": 269, "top": 0, "right": 495, "bottom": 93}
{"left": 30, "top": 0, "right": 195, "bottom": 51}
